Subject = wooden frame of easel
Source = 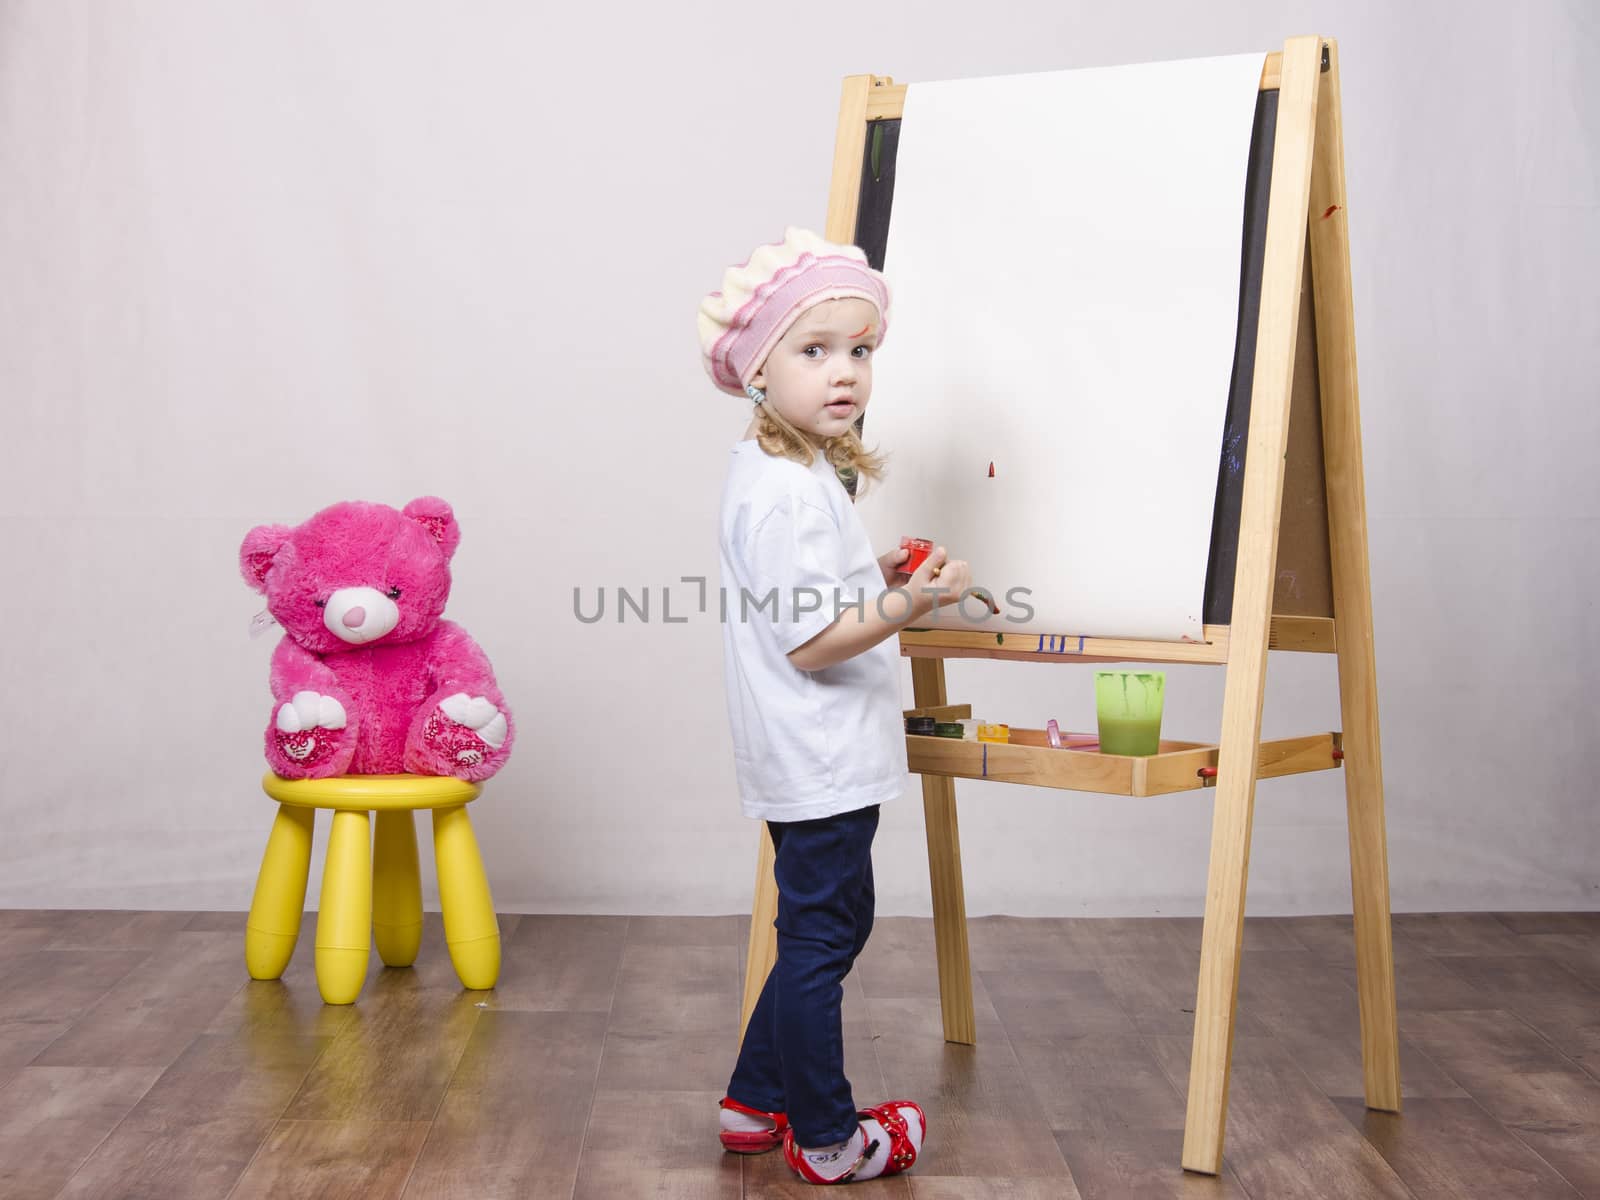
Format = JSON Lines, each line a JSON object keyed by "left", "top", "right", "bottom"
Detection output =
{"left": 738, "top": 36, "right": 1400, "bottom": 1175}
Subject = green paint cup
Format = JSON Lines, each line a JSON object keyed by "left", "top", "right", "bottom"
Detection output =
{"left": 1095, "top": 670, "right": 1166, "bottom": 756}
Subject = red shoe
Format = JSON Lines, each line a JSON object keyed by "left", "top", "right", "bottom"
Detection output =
{"left": 718, "top": 1095, "right": 788, "bottom": 1154}
{"left": 782, "top": 1100, "right": 927, "bottom": 1183}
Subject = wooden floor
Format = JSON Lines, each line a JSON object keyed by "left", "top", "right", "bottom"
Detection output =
{"left": 1, "top": 909, "right": 1598, "bottom": 1199}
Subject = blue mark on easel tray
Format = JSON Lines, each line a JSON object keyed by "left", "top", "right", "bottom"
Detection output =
{"left": 1033, "top": 634, "right": 1088, "bottom": 654}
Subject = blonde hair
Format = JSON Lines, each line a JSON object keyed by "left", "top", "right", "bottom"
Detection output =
{"left": 752, "top": 401, "right": 888, "bottom": 494}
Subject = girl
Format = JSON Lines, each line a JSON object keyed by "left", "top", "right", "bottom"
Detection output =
{"left": 697, "top": 228, "right": 971, "bottom": 1184}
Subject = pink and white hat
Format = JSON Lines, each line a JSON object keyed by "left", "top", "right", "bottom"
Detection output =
{"left": 698, "top": 228, "right": 891, "bottom": 397}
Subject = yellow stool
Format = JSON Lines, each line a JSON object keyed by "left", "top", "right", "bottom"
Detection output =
{"left": 245, "top": 773, "right": 500, "bottom": 1005}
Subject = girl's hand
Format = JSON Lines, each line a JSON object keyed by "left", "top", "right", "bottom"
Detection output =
{"left": 906, "top": 547, "right": 972, "bottom": 617}
{"left": 878, "top": 545, "right": 910, "bottom": 585}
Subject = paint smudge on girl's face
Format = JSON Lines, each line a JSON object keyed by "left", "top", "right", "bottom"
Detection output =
{"left": 850, "top": 324, "right": 873, "bottom": 338}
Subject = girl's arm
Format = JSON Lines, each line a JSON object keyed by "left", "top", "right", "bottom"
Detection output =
{"left": 788, "top": 548, "right": 971, "bottom": 672}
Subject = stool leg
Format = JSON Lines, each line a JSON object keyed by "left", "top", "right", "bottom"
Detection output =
{"left": 432, "top": 804, "right": 500, "bottom": 990}
{"left": 245, "top": 803, "right": 315, "bottom": 980}
{"left": 316, "top": 809, "right": 372, "bottom": 1005}
{"left": 373, "top": 810, "right": 423, "bottom": 967}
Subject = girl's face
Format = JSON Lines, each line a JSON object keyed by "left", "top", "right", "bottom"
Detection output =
{"left": 750, "top": 297, "right": 880, "bottom": 445}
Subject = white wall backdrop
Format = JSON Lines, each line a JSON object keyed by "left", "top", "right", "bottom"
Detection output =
{"left": 2, "top": 0, "right": 1594, "bottom": 917}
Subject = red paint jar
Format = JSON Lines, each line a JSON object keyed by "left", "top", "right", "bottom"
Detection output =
{"left": 900, "top": 536, "right": 934, "bottom": 574}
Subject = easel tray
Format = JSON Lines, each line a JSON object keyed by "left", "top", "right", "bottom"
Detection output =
{"left": 902, "top": 719, "right": 1342, "bottom": 797}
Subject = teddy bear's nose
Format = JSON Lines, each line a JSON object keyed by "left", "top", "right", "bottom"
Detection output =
{"left": 322, "top": 586, "right": 399, "bottom": 644}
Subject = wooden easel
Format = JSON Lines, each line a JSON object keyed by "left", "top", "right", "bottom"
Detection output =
{"left": 739, "top": 36, "right": 1400, "bottom": 1175}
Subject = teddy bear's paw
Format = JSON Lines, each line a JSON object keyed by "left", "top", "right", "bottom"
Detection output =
{"left": 437, "top": 693, "right": 508, "bottom": 750}
{"left": 277, "top": 690, "right": 348, "bottom": 733}
{"left": 414, "top": 693, "right": 508, "bottom": 774}
{"left": 271, "top": 691, "right": 349, "bottom": 770}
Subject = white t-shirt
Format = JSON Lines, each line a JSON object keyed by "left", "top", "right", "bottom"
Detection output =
{"left": 718, "top": 441, "right": 908, "bottom": 822}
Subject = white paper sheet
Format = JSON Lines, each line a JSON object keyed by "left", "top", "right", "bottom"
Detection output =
{"left": 856, "top": 53, "right": 1267, "bottom": 641}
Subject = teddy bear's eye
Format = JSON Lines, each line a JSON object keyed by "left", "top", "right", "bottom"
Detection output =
{"left": 387, "top": 586, "right": 402, "bottom": 600}
{"left": 313, "top": 598, "right": 326, "bottom": 609}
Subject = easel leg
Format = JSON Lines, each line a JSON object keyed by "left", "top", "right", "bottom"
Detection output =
{"left": 910, "top": 657, "right": 976, "bottom": 1045}
{"left": 1308, "top": 37, "right": 1402, "bottom": 1115}
{"left": 1339, "top": 663, "right": 1402, "bottom": 1113}
{"left": 1183, "top": 718, "right": 1261, "bottom": 1174}
{"left": 1183, "top": 35, "right": 1325, "bottom": 1174}
{"left": 739, "top": 825, "right": 778, "bottom": 1043}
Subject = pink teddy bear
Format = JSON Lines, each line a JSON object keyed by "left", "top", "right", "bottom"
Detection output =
{"left": 240, "top": 496, "right": 514, "bottom": 781}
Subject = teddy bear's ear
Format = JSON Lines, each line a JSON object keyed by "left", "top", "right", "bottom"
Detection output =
{"left": 403, "top": 496, "right": 461, "bottom": 560}
{"left": 239, "top": 524, "right": 292, "bottom": 593}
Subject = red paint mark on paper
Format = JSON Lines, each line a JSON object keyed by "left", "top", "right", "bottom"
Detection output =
{"left": 1322, "top": 204, "right": 1342, "bottom": 220}
{"left": 988, "top": 461, "right": 995, "bottom": 477}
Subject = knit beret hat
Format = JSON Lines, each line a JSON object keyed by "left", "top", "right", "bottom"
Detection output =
{"left": 698, "top": 227, "right": 891, "bottom": 397}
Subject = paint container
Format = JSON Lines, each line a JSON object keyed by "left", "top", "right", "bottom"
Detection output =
{"left": 899, "top": 536, "right": 934, "bottom": 574}
{"left": 1095, "top": 671, "right": 1165, "bottom": 756}
{"left": 905, "top": 716, "right": 937, "bottom": 736}
{"left": 976, "top": 723, "right": 1011, "bottom": 744}
{"left": 958, "top": 719, "right": 980, "bottom": 741}
{"left": 934, "top": 722, "right": 964, "bottom": 738}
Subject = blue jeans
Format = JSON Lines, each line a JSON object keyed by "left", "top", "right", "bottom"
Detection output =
{"left": 728, "top": 804, "right": 879, "bottom": 1147}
